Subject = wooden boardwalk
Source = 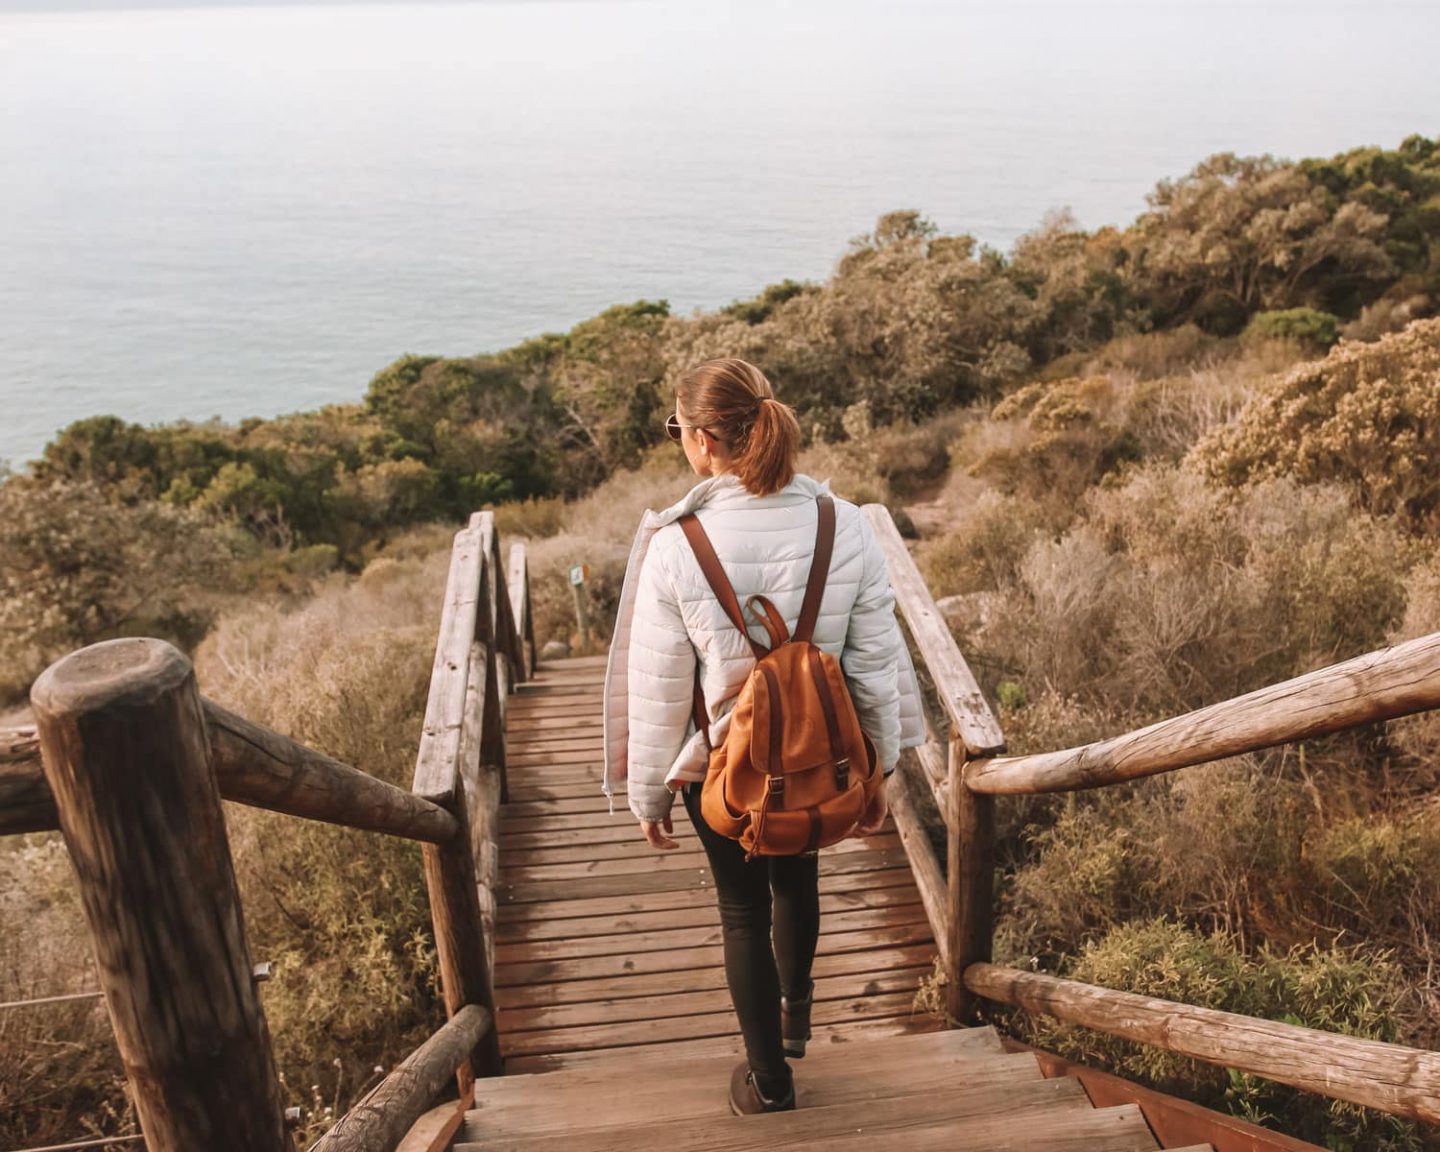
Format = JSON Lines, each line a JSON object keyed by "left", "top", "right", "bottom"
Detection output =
{"left": 478, "top": 656, "right": 1213, "bottom": 1150}
{"left": 492, "top": 655, "right": 946, "bottom": 1074}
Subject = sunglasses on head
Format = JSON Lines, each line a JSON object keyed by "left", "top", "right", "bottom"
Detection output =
{"left": 665, "top": 413, "right": 710, "bottom": 442}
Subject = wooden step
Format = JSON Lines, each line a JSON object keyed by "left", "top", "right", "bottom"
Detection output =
{"left": 495, "top": 896, "right": 924, "bottom": 946}
{"left": 498, "top": 966, "right": 933, "bottom": 1033}
{"left": 499, "top": 989, "right": 928, "bottom": 1057}
{"left": 494, "top": 943, "right": 937, "bottom": 1010}
{"left": 495, "top": 883, "right": 920, "bottom": 937}
{"left": 484, "top": 1025, "right": 1005, "bottom": 1093}
{"left": 502, "top": 1012, "right": 947, "bottom": 1074}
{"left": 460, "top": 1086, "right": 1152, "bottom": 1152}
{"left": 500, "top": 830, "right": 902, "bottom": 872}
{"left": 465, "top": 1041, "right": 1044, "bottom": 1141}
{"left": 495, "top": 877, "right": 919, "bottom": 925}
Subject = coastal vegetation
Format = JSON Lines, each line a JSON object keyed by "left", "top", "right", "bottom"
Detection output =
{"left": 3, "top": 134, "right": 1439, "bottom": 1149}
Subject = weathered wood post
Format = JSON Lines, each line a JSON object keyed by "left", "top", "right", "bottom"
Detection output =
{"left": 31, "top": 638, "right": 289, "bottom": 1152}
{"left": 948, "top": 731, "right": 995, "bottom": 1026}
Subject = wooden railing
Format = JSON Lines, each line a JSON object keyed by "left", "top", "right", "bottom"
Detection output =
{"left": 862, "top": 504, "right": 1440, "bottom": 1129}
{"left": 0, "top": 510, "right": 531, "bottom": 1152}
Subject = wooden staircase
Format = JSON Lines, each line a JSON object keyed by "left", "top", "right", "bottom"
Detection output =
{"left": 471, "top": 657, "right": 1212, "bottom": 1150}
{"left": 456, "top": 1025, "right": 1213, "bottom": 1150}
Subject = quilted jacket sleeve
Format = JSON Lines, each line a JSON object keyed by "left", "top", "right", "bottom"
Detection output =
{"left": 841, "top": 515, "right": 903, "bottom": 775}
{"left": 625, "top": 535, "right": 695, "bottom": 821}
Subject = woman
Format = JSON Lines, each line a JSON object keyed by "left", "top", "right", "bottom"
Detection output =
{"left": 602, "top": 357, "right": 923, "bottom": 1115}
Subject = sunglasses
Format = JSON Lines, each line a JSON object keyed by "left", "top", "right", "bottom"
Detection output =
{"left": 665, "top": 413, "right": 711, "bottom": 442}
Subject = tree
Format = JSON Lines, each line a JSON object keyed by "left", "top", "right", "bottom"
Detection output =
{"left": 1129, "top": 153, "right": 1392, "bottom": 332}
{"left": 0, "top": 480, "right": 238, "bottom": 698}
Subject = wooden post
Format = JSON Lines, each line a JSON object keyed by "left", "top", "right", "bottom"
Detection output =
{"left": 949, "top": 732, "right": 994, "bottom": 1026}
{"left": 30, "top": 639, "right": 288, "bottom": 1152}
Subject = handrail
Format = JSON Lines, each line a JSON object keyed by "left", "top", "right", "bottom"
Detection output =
{"left": 413, "top": 524, "right": 485, "bottom": 808}
{"left": 308, "top": 1004, "right": 494, "bottom": 1152}
{"left": 966, "top": 632, "right": 1440, "bottom": 795}
{"left": 863, "top": 501, "right": 1440, "bottom": 1133}
{"left": 411, "top": 514, "right": 506, "bottom": 1090}
{"left": 1, "top": 697, "right": 461, "bottom": 843}
{"left": 508, "top": 542, "right": 535, "bottom": 680}
{"left": 862, "top": 504, "right": 1006, "bottom": 757}
{"left": 966, "top": 963, "right": 1440, "bottom": 1125}
{"left": 8, "top": 505, "right": 533, "bottom": 1150}
{"left": 862, "top": 504, "right": 1004, "bottom": 1028}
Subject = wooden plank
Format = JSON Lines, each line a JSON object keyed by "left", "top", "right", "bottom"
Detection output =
{"left": 463, "top": 1052, "right": 1050, "bottom": 1141}
{"left": 506, "top": 715, "right": 604, "bottom": 732}
{"left": 1006, "top": 1039, "right": 1318, "bottom": 1152}
{"left": 495, "top": 879, "right": 921, "bottom": 925}
{"left": 508, "top": 542, "right": 534, "bottom": 680}
{"left": 494, "top": 888, "right": 923, "bottom": 941}
{"left": 0, "top": 727, "right": 55, "bottom": 834}
{"left": 497, "top": 966, "right": 935, "bottom": 1033}
{"left": 967, "top": 631, "right": 1440, "bottom": 796}
{"left": 507, "top": 749, "right": 605, "bottom": 768}
{"left": 497, "top": 989, "right": 926, "bottom": 1057}
{"left": 952, "top": 737, "right": 994, "bottom": 1025}
{"left": 412, "top": 527, "right": 483, "bottom": 806}
{"left": 499, "top": 864, "right": 923, "bottom": 907}
{"left": 499, "top": 847, "right": 916, "bottom": 904}
{"left": 886, "top": 752, "right": 949, "bottom": 969}
{"left": 495, "top": 943, "right": 939, "bottom": 1009}
{"left": 31, "top": 639, "right": 289, "bottom": 1152}
{"left": 502, "top": 830, "right": 902, "bottom": 868}
{"left": 862, "top": 503, "right": 1006, "bottom": 757}
{"left": 205, "top": 699, "right": 461, "bottom": 844}
{"left": 968, "top": 962, "right": 1440, "bottom": 1125}
{"left": 3, "top": 702, "right": 463, "bottom": 843}
{"left": 500, "top": 1012, "right": 947, "bottom": 1074}
{"left": 495, "top": 904, "right": 930, "bottom": 964}
{"left": 494, "top": 923, "right": 934, "bottom": 986}
{"left": 459, "top": 1091, "right": 1143, "bottom": 1152}
{"left": 312, "top": 1005, "right": 492, "bottom": 1152}
{"left": 478, "top": 1024, "right": 1003, "bottom": 1092}
{"left": 423, "top": 831, "right": 503, "bottom": 1081}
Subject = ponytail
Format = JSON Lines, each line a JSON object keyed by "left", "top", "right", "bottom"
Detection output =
{"left": 732, "top": 396, "right": 800, "bottom": 496}
{"left": 675, "top": 358, "right": 800, "bottom": 497}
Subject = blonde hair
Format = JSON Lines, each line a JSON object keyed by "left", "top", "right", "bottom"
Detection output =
{"left": 676, "top": 358, "right": 800, "bottom": 496}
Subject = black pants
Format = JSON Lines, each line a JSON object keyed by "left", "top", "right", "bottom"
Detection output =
{"left": 680, "top": 782, "right": 820, "bottom": 1098}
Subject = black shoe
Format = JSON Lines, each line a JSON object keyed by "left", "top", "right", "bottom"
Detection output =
{"left": 781, "top": 979, "right": 814, "bottom": 1058}
{"left": 729, "top": 1061, "right": 795, "bottom": 1115}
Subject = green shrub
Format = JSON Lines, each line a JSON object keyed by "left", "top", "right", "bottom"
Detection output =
{"left": 1244, "top": 308, "right": 1342, "bottom": 351}
{"left": 1016, "top": 920, "right": 1420, "bottom": 1151}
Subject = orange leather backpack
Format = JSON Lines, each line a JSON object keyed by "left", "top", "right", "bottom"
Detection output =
{"left": 680, "top": 496, "right": 880, "bottom": 860}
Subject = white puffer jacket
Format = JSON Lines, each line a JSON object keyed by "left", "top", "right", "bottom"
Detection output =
{"left": 602, "top": 472, "right": 925, "bottom": 822}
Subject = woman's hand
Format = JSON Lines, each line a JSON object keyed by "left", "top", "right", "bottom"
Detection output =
{"left": 641, "top": 813, "right": 680, "bottom": 850}
{"left": 853, "top": 775, "right": 889, "bottom": 837}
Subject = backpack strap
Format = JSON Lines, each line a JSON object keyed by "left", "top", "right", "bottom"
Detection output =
{"left": 679, "top": 513, "right": 768, "bottom": 660}
{"left": 793, "top": 496, "right": 835, "bottom": 645}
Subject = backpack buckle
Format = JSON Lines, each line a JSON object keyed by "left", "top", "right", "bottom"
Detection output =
{"left": 834, "top": 757, "right": 850, "bottom": 789}
{"left": 767, "top": 776, "right": 785, "bottom": 797}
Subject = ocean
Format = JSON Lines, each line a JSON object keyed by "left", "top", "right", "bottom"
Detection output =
{"left": 1, "top": 0, "right": 1436, "bottom": 468}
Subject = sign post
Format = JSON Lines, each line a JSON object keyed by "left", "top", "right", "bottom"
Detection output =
{"left": 569, "top": 564, "right": 591, "bottom": 651}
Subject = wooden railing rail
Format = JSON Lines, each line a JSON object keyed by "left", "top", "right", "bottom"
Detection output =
{"left": 862, "top": 504, "right": 1004, "bottom": 1027}
{"left": 966, "top": 631, "right": 1440, "bottom": 796}
{"left": 967, "top": 964, "right": 1440, "bottom": 1125}
{"left": 2, "top": 698, "right": 460, "bottom": 842}
{"left": 6, "top": 508, "right": 532, "bottom": 1151}
{"left": 508, "top": 542, "right": 536, "bottom": 681}
{"left": 308, "top": 1005, "right": 495, "bottom": 1152}
{"left": 411, "top": 513, "right": 509, "bottom": 1094}
{"left": 863, "top": 501, "right": 1440, "bottom": 1130}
